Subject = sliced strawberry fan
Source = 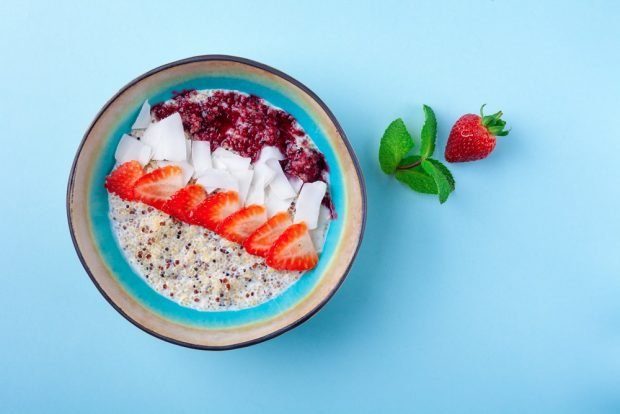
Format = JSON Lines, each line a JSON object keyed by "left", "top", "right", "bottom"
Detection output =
{"left": 217, "top": 205, "right": 268, "bottom": 244}
{"left": 133, "top": 165, "right": 185, "bottom": 210}
{"left": 163, "top": 184, "right": 207, "bottom": 224}
{"left": 104, "top": 161, "right": 144, "bottom": 200}
{"left": 104, "top": 162, "right": 320, "bottom": 271}
{"left": 266, "top": 222, "right": 318, "bottom": 271}
{"left": 244, "top": 212, "right": 293, "bottom": 257}
{"left": 193, "top": 191, "right": 241, "bottom": 231}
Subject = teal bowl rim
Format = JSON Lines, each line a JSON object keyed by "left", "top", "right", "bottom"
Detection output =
{"left": 67, "top": 55, "right": 367, "bottom": 350}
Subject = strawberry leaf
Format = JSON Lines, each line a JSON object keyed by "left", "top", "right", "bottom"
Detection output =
{"left": 421, "top": 159, "right": 453, "bottom": 203}
{"left": 481, "top": 104, "right": 510, "bottom": 137}
{"left": 379, "top": 118, "right": 414, "bottom": 174}
{"left": 395, "top": 167, "right": 438, "bottom": 194}
{"left": 419, "top": 105, "right": 437, "bottom": 158}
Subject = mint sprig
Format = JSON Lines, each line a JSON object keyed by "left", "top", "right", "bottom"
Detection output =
{"left": 378, "top": 118, "right": 414, "bottom": 174}
{"left": 395, "top": 167, "right": 438, "bottom": 194}
{"left": 419, "top": 104, "right": 437, "bottom": 158}
{"left": 378, "top": 105, "right": 455, "bottom": 204}
{"left": 421, "top": 160, "right": 452, "bottom": 203}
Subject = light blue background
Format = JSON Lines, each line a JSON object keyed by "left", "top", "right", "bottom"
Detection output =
{"left": 1, "top": 1, "right": 619, "bottom": 413}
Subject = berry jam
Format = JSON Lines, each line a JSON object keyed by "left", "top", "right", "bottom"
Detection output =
{"left": 152, "top": 90, "right": 328, "bottom": 183}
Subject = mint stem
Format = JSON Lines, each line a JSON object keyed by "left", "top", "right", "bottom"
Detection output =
{"left": 396, "top": 159, "right": 422, "bottom": 170}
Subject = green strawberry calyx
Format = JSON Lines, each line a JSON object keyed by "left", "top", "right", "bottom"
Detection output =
{"left": 480, "top": 104, "right": 511, "bottom": 137}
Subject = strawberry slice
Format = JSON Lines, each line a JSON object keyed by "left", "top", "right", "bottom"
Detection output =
{"left": 243, "top": 212, "right": 292, "bottom": 257}
{"left": 266, "top": 222, "right": 318, "bottom": 271}
{"left": 133, "top": 165, "right": 184, "bottom": 210}
{"left": 163, "top": 184, "right": 207, "bottom": 224}
{"left": 104, "top": 160, "right": 144, "bottom": 200}
{"left": 193, "top": 191, "right": 240, "bottom": 231}
{"left": 216, "top": 204, "right": 267, "bottom": 244}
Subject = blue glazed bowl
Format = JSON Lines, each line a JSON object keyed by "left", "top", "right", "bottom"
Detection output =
{"left": 67, "top": 55, "right": 366, "bottom": 349}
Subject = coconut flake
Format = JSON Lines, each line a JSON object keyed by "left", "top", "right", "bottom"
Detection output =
{"left": 309, "top": 205, "right": 331, "bottom": 252}
{"left": 228, "top": 169, "right": 254, "bottom": 205}
{"left": 288, "top": 175, "right": 304, "bottom": 194}
{"left": 131, "top": 100, "right": 151, "bottom": 130}
{"left": 294, "top": 181, "right": 327, "bottom": 230}
{"left": 254, "top": 162, "right": 276, "bottom": 185}
{"left": 212, "top": 147, "right": 251, "bottom": 171}
{"left": 264, "top": 188, "right": 294, "bottom": 217}
{"left": 244, "top": 162, "right": 275, "bottom": 206}
{"left": 141, "top": 112, "right": 187, "bottom": 161}
{"left": 195, "top": 169, "right": 238, "bottom": 193}
{"left": 185, "top": 139, "right": 192, "bottom": 161}
{"left": 157, "top": 161, "right": 194, "bottom": 185}
{"left": 256, "top": 146, "right": 285, "bottom": 164}
{"left": 245, "top": 176, "right": 266, "bottom": 206}
{"left": 266, "top": 159, "right": 296, "bottom": 199}
{"left": 191, "top": 141, "right": 212, "bottom": 177}
{"left": 115, "top": 134, "right": 152, "bottom": 166}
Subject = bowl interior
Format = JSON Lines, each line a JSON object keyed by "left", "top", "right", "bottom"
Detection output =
{"left": 69, "top": 57, "right": 364, "bottom": 348}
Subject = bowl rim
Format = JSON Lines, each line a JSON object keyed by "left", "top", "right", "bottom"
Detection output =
{"left": 67, "top": 54, "right": 367, "bottom": 350}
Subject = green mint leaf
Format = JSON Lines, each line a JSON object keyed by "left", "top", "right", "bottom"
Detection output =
{"left": 379, "top": 118, "right": 414, "bottom": 174}
{"left": 419, "top": 105, "right": 437, "bottom": 158}
{"left": 398, "top": 155, "right": 422, "bottom": 168}
{"left": 395, "top": 167, "right": 438, "bottom": 194}
{"left": 421, "top": 159, "right": 453, "bottom": 203}
{"left": 427, "top": 159, "right": 455, "bottom": 192}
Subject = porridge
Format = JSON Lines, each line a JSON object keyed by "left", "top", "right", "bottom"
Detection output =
{"left": 104, "top": 90, "right": 332, "bottom": 311}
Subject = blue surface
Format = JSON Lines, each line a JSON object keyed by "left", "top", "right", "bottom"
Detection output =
{"left": 1, "top": 1, "right": 619, "bottom": 413}
{"left": 89, "top": 75, "right": 346, "bottom": 328}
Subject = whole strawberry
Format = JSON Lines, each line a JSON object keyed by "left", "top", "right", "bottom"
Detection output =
{"left": 445, "top": 105, "right": 510, "bottom": 162}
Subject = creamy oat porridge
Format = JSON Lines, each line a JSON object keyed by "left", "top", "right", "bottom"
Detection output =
{"left": 104, "top": 89, "right": 332, "bottom": 311}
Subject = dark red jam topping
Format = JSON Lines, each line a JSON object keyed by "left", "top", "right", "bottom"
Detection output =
{"left": 151, "top": 89, "right": 328, "bottom": 183}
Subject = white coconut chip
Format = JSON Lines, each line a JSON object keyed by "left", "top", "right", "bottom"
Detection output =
{"left": 191, "top": 141, "right": 212, "bottom": 177}
{"left": 294, "top": 181, "right": 327, "bottom": 230}
{"left": 244, "top": 162, "right": 277, "bottom": 206}
{"left": 195, "top": 169, "right": 239, "bottom": 194}
{"left": 245, "top": 176, "right": 266, "bottom": 206}
{"left": 229, "top": 169, "right": 254, "bottom": 205}
{"left": 266, "top": 159, "right": 297, "bottom": 199}
{"left": 185, "top": 139, "right": 192, "bottom": 161}
{"left": 212, "top": 147, "right": 251, "bottom": 171}
{"left": 264, "top": 187, "right": 294, "bottom": 217}
{"left": 255, "top": 162, "right": 276, "bottom": 185}
{"left": 256, "top": 146, "right": 285, "bottom": 164}
{"left": 309, "top": 204, "right": 331, "bottom": 253}
{"left": 131, "top": 100, "right": 151, "bottom": 130}
{"left": 288, "top": 175, "right": 304, "bottom": 194}
{"left": 141, "top": 112, "right": 187, "bottom": 161}
{"left": 115, "top": 134, "right": 152, "bottom": 166}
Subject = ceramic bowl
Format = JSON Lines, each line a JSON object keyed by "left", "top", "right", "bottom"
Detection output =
{"left": 67, "top": 55, "right": 366, "bottom": 349}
